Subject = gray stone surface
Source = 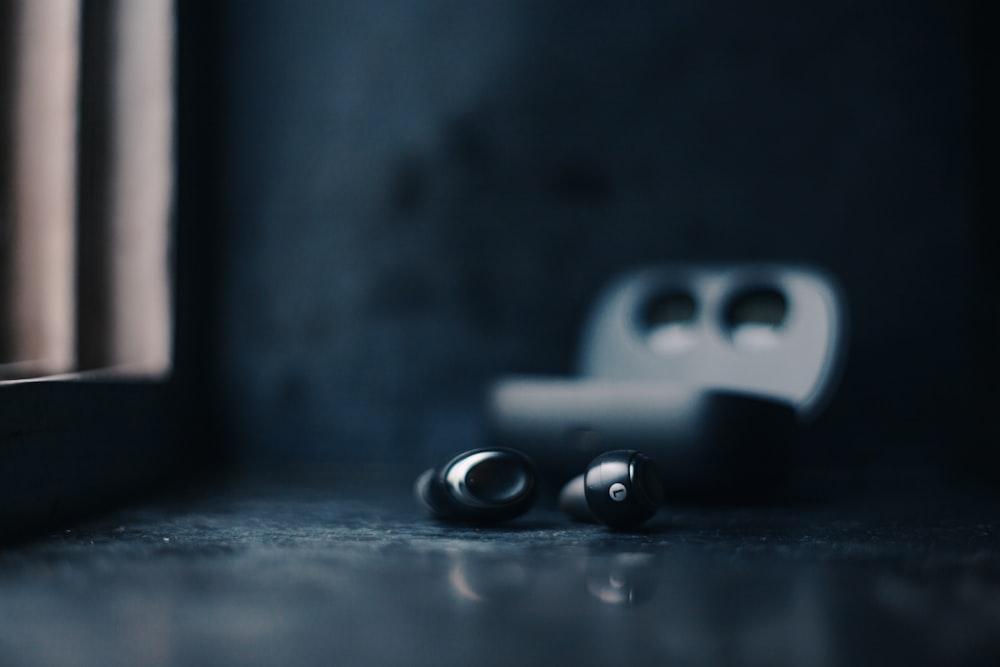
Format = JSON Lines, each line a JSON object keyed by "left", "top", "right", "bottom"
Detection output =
{"left": 0, "top": 472, "right": 998, "bottom": 666}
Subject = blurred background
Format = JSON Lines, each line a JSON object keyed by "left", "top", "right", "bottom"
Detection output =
{"left": 182, "top": 0, "right": 998, "bottom": 494}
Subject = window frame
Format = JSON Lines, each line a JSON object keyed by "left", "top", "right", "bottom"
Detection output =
{"left": 0, "top": 0, "right": 224, "bottom": 542}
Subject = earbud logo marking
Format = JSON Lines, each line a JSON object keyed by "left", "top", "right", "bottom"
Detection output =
{"left": 609, "top": 483, "right": 627, "bottom": 502}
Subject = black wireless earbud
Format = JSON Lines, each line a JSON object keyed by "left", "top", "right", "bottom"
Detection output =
{"left": 559, "top": 450, "right": 663, "bottom": 529}
{"left": 415, "top": 448, "right": 537, "bottom": 523}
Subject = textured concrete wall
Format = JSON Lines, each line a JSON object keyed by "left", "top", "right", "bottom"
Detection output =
{"left": 212, "top": 1, "right": 981, "bottom": 482}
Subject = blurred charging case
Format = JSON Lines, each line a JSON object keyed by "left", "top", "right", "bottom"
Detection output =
{"left": 487, "top": 264, "right": 847, "bottom": 499}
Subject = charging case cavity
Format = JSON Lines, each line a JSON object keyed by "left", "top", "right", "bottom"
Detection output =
{"left": 580, "top": 264, "right": 846, "bottom": 422}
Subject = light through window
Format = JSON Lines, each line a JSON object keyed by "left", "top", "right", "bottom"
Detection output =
{"left": 0, "top": 0, "right": 173, "bottom": 381}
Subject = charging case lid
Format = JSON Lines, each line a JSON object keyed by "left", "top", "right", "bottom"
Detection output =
{"left": 577, "top": 264, "right": 847, "bottom": 422}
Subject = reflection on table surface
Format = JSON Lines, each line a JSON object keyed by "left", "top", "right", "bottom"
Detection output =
{"left": 0, "top": 474, "right": 997, "bottom": 667}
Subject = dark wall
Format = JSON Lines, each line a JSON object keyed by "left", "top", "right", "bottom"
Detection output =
{"left": 209, "top": 1, "right": 995, "bottom": 489}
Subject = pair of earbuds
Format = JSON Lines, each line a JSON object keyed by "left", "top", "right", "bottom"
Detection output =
{"left": 418, "top": 264, "right": 847, "bottom": 528}
{"left": 415, "top": 448, "right": 664, "bottom": 529}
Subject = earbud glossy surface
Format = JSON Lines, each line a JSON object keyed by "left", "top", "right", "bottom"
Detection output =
{"left": 559, "top": 450, "right": 663, "bottom": 529}
{"left": 415, "top": 448, "right": 536, "bottom": 523}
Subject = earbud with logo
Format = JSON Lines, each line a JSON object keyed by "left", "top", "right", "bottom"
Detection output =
{"left": 559, "top": 450, "right": 663, "bottom": 529}
{"left": 415, "top": 448, "right": 537, "bottom": 523}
